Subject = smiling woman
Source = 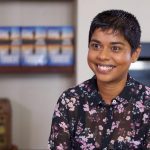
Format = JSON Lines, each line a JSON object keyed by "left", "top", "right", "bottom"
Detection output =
{"left": 48, "top": 9, "right": 150, "bottom": 150}
{"left": 88, "top": 29, "right": 135, "bottom": 79}
{"left": 87, "top": 28, "right": 141, "bottom": 103}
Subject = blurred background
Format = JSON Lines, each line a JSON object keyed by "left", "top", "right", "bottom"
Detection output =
{"left": 0, "top": 0, "right": 149, "bottom": 149}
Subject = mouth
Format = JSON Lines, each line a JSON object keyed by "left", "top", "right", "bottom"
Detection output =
{"left": 97, "top": 64, "right": 116, "bottom": 73}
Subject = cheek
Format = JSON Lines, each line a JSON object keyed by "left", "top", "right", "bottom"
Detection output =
{"left": 115, "top": 53, "right": 131, "bottom": 64}
{"left": 87, "top": 53, "right": 91, "bottom": 67}
{"left": 87, "top": 50, "right": 92, "bottom": 63}
{"left": 87, "top": 50, "right": 95, "bottom": 69}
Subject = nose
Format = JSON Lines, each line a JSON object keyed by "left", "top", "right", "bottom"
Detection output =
{"left": 97, "top": 48, "right": 110, "bottom": 60}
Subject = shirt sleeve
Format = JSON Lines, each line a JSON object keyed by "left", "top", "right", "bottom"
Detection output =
{"left": 145, "top": 127, "right": 150, "bottom": 149}
{"left": 145, "top": 110, "right": 150, "bottom": 149}
{"left": 48, "top": 93, "right": 72, "bottom": 150}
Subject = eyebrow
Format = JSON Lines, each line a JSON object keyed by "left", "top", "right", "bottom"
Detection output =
{"left": 111, "top": 42, "right": 125, "bottom": 45}
{"left": 90, "top": 39, "right": 125, "bottom": 45}
{"left": 90, "top": 39, "right": 100, "bottom": 43}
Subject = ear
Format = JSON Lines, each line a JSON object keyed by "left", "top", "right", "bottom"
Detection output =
{"left": 131, "top": 47, "right": 141, "bottom": 63}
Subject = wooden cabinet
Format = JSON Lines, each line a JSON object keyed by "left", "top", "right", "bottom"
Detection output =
{"left": 0, "top": 66, "right": 74, "bottom": 74}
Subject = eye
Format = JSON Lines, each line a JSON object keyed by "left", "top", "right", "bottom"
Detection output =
{"left": 89, "top": 42, "right": 101, "bottom": 50}
{"left": 111, "top": 46, "right": 121, "bottom": 52}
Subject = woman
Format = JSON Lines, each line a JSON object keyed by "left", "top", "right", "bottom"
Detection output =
{"left": 48, "top": 9, "right": 150, "bottom": 149}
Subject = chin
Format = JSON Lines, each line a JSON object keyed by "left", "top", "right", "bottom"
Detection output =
{"left": 96, "top": 74, "right": 112, "bottom": 82}
{"left": 95, "top": 71, "right": 122, "bottom": 83}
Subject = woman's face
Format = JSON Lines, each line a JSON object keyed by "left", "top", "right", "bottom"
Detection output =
{"left": 87, "top": 28, "right": 140, "bottom": 84}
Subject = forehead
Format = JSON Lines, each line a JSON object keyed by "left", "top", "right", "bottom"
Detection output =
{"left": 91, "top": 28, "right": 126, "bottom": 41}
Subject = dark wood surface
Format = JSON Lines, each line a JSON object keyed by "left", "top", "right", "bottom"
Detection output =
{"left": 0, "top": 66, "right": 75, "bottom": 74}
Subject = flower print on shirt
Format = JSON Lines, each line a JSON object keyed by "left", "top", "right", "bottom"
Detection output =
{"left": 83, "top": 103, "right": 97, "bottom": 115}
{"left": 81, "top": 143, "right": 95, "bottom": 150}
{"left": 117, "top": 103, "right": 124, "bottom": 113}
{"left": 59, "top": 122, "right": 68, "bottom": 132}
{"left": 118, "top": 136, "right": 124, "bottom": 142}
{"left": 48, "top": 75, "right": 150, "bottom": 150}
{"left": 83, "top": 103, "right": 89, "bottom": 112}
{"left": 143, "top": 113, "right": 149, "bottom": 123}
{"left": 135, "top": 100, "right": 145, "bottom": 112}
{"left": 126, "top": 115, "right": 130, "bottom": 120}
{"left": 56, "top": 144, "right": 64, "bottom": 150}
{"left": 66, "top": 97, "right": 77, "bottom": 111}
{"left": 145, "top": 86, "right": 150, "bottom": 95}
{"left": 54, "top": 103, "right": 61, "bottom": 117}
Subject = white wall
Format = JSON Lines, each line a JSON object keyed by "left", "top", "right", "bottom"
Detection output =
{"left": 0, "top": 1, "right": 75, "bottom": 26}
{"left": 0, "top": 74, "right": 75, "bottom": 149}
{"left": 76, "top": 0, "right": 150, "bottom": 84}
{"left": 0, "top": 1, "right": 75, "bottom": 150}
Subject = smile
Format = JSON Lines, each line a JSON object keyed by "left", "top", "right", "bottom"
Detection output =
{"left": 97, "top": 64, "right": 116, "bottom": 73}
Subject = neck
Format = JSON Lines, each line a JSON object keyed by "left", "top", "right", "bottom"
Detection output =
{"left": 97, "top": 77, "right": 127, "bottom": 104}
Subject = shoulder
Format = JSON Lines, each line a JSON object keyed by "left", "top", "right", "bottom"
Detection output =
{"left": 57, "top": 77, "right": 95, "bottom": 108}
{"left": 135, "top": 79, "right": 150, "bottom": 100}
{"left": 134, "top": 79, "right": 150, "bottom": 109}
{"left": 60, "top": 76, "right": 95, "bottom": 98}
{"left": 128, "top": 76, "right": 150, "bottom": 109}
{"left": 129, "top": 76, "right": 150, "bottom": 97}
{"left": 143, "top": 85, "right": 150, "bottom": 109}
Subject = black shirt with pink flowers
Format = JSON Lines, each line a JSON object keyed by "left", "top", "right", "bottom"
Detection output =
{"left": 48, "top": 75, "right": 150, "bottom": 150}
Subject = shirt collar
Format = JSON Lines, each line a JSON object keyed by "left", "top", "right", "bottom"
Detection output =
{"left": 87, "top": 74, "right": 137, "bottom": 107}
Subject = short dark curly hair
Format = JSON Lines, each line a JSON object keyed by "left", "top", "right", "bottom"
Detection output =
{"left": 88, "top": 9, "right": 141, "bottom": 52}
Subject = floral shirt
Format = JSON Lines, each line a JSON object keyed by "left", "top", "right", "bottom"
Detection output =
{"left": 48, "top": 75, "right": 150, "bottom": 150}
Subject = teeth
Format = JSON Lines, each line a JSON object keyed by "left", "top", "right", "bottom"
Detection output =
{"left": 98, "top": 65, "right": 114, "bottom": 71}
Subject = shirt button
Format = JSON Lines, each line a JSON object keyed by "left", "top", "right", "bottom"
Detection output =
{"left": 112, "top": 99, "right": 117, "bottom": 105}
